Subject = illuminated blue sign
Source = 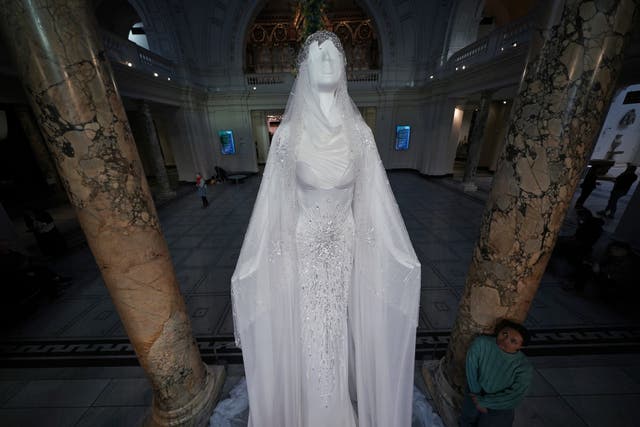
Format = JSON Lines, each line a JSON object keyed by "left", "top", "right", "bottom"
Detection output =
{"left": 395, "top": 125, "right": 410, "bottom": 151}
{"left": 219, "top": 130, "right": 236, "bottom": 155}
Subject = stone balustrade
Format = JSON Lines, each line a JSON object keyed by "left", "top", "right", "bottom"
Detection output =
{"left": 101, "top": 29, "right": 176, "bottom": 82}
{"left": 437, "top": 14, "right": 534, "bottom": 79}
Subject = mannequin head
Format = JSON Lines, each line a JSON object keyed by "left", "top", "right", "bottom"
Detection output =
{"left": 292, "top": 31, "right": 347, "bottom": 119}
{"left": 306, "top": 39, "right": 344, "bottom": 93}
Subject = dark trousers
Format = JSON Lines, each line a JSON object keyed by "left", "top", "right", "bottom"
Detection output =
{"left": 575, "top": 185, "right": 595, "bottom": 207}
{"left": 459, "top": 392, "right": 515, "bottom": 427}
{"left": 604, "top": 190, "right": 624, "bottom": 216}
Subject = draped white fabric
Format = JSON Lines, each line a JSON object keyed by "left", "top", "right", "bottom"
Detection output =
{"left": 231, "top": 31, "right": 421, "bottom": 427}
{"left": 208, "top": 379, "right": 445, "bottom": 427}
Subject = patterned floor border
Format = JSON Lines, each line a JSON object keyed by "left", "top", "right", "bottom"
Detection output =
{"left": 1, "top": 326, "right": 638, "bottom": 367}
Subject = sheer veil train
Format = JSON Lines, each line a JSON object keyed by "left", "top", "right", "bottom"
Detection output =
{"left": 230, "top": 30, "right": 422, "bottom": 427}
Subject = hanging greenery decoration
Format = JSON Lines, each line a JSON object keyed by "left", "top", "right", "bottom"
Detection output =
{"left": 300, "top": 0, "right": 326, "bottom": 40}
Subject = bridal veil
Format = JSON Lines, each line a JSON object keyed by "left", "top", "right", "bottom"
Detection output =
{"left": 231, "top": 31, "right": 421, "bottom": 427}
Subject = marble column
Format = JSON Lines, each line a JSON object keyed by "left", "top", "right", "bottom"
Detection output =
{"left": 424, "top": 1, "right": 639, "bottom": 425}
{"left": 15, "top": 106, "right": 64, "bottom": 194}
{"left": 0, "top": 2, "right": 224, "bottom": 426}
{"left": 462, "top": 91, "right": 492, "bottom": 191}
{"left": 139, "top": 101, "right": 175, "bottom": 200}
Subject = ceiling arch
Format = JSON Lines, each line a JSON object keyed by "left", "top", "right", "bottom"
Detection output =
{"left": 216, "top": 0, "right": 406, "bottom": 80}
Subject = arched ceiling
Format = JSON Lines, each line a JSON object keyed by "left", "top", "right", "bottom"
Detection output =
{"left": 86, "top": 0, "right": 450, "bottom": 88}
{"left": 94, "top": 0, "right": 141, "bottom": 39}
{"left": 483, "top": 0, "right": 537, "bottom": 27}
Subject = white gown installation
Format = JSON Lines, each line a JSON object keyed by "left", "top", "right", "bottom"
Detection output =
{"left": 231, "top": 31, "right": 421, "bottom": 427}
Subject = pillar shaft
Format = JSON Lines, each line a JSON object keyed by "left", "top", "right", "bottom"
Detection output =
{"left": 15, "top": 106, "right": 64, "bottom": 193}
{"left": 462, "top": 91, "right": 491, "bottom": 188}
{"left": 426, "top": 0, "right": 639, "bottom": 425}
{"left": 139, "top": 101, "right": 174, "bottom": 198}
{"left": 0, "top": 1, "right": 222, "bottom": 425}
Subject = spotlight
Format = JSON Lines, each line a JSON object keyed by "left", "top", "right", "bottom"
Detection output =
{"left": 461, "top": 65, "right": 466, "bottom": 70}
{"left": 153, "top": 72, "right": 159, "bottom": 77}
{"left": 502, "top": 100, "right": 507, "bottom": 104}
{"left": 430, "top": 75, "right": 434, "bottom": 79}
{"left": 512, "top": 42, "right": 517, "bottom": 47}
{"left": 126, "top": 61, "right": 133, "bottom": 67}
{"left": 167, "top": 77, "right": 171, "bottom": 81}
{"left": 252, "top": 86, "right": 257, "bottom": 90}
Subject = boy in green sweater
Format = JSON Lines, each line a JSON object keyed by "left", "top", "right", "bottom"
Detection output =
{"left": 459, "top": 320, "right": 532, "bottom": 427}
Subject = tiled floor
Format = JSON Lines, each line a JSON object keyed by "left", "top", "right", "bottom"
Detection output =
{"left": 1, "top": 170, "right": 639, "bottom": 426}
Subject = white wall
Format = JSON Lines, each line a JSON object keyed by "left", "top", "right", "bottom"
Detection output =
{"left": 208, "top": 104, "right": 258, "bottom": 173}
{"left": 591, "top": 84, "right": 640, "bottom": 165}
{"left": 419, "top": 98, "right": 460, "bottom": 176}
{"left": 163, "top": 105, "right": 219, "bottom": 182}
{"left": 380, "top": 101, "right": 425, "bottom": 170}
{"left": 250, "top": 111, "right": 270, "bottom": 164}
{"left": 442, "top": 0, "right": 485, "bottom": 62}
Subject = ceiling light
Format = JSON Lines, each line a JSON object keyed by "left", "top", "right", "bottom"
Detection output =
{"left": 430, "top": 75, "right": 434, "bottom": 79}
{"left": 153, "top": 72, "right": 158, "bottom": 77}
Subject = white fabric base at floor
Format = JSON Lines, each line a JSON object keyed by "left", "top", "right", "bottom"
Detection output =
{"left": 209, "top": 378, "right": 444, "bottom": 427}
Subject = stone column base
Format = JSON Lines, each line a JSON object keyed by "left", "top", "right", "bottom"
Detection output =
{"left": 145, "top": 364, "right": 226, "bottom": 427}
{"left": 462, "top": 181, "right": 477, "bottom": 192}
{"left": 422, "top": 359, "right": 462, "bottom": 427}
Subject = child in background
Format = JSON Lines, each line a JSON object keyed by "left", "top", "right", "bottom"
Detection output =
{"left": 460, "top": 320, "right": 532, "bottom": 427}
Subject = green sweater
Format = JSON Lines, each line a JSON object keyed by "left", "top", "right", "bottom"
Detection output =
{"left": 465, "top": 335, "right": 532, "bottom": 410}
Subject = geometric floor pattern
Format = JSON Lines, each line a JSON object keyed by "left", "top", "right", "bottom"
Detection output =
{"left": 1, "top": 171, "right": 639, "bottom": 427}
{"left": 2, "top": 326, "right": 639, "bottom": 367}
{"left": 1, "top": 171, "right": 638, "bottom": 363}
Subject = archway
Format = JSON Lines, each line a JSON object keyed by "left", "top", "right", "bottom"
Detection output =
{"left": 244, "top": 0, "right": 381, "bottom": 75}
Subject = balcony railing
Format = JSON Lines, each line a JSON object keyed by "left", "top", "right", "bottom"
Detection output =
{"left": 347, "top": 70, "right": 379, "bottom": 83}
{"left": 99, "top": 29, "right": 379, "bottom": 92}
{"left": 247, "top": 74, "right": 287, "bottom": 86}
{"left": 441, "top": 15, "right": 533, "bottom": 75}
{"left": 246, "top": 69, "right": 379, "bottom": 90}
{"left": 101, "top": 30, "right": 176, "bottom": 81}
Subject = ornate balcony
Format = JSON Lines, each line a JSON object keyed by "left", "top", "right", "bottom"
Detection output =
{"left": 101, "top": 30, "right": 176, "bottom": 82}
{"left": 440, "top": 15, "right": 533, "bottom": 77}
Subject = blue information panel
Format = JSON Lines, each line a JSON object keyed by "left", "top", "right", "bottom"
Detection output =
{"left": 219, "top": 130, "right": 236, "bottom": 155}
{"left": 395, "top": 125, "right": 411, "bottom": 151}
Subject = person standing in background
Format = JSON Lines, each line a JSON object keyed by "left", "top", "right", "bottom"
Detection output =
{"left": 599, "top": 164, "right": 637, "bottom": 218}
{"left": 575, "top": 164, "right": 605, "bottom": 209}
{"left": 196, "top": 173, "right": 209, "bottom": 208}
